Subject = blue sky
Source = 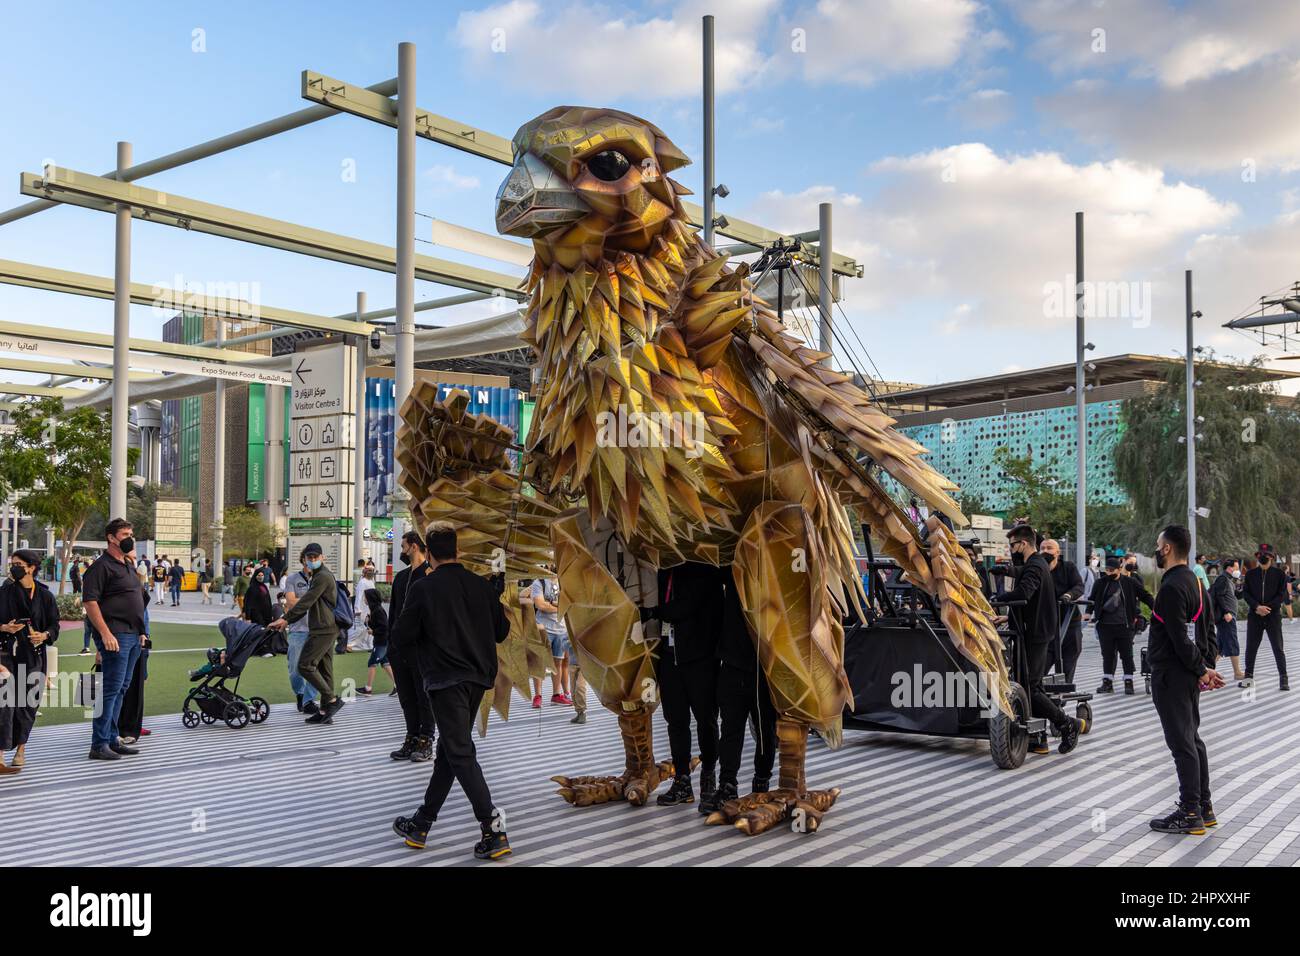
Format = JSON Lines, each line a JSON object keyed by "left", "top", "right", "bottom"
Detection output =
{"left": 3, "top": 0, "right": 1300, "bottom": 391}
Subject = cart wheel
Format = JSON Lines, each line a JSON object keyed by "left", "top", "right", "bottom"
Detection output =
{"left": 223, "top": 702, "right": 251, "bottom": 729}
{"left": 182, "top": 708, "right": 200, "bottom": 728}
{"left": 989, "top": 681, "right": 1031, "bottom": 769}
{"left": 249, "top": 697, "right": 270, "bottom": 724}
{"left": 1076, "top": 701, "right": 1093, "bottom": 733}
{"left": 200, "top": 710, "right": 218, "bottom": 725}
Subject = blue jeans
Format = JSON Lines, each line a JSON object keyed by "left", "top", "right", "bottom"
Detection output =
{"left": 286, "top": 631, "right": 319, "bottom": 705}
{"left": 92, "top": 632, "right": 142, "bottom": 749}
{"left": 170, "top": 583, "right": 181, "bottom": 603}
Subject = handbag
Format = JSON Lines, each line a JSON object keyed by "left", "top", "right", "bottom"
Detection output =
{"left": 75, "top": 663, "right": 102, "bottom": 711}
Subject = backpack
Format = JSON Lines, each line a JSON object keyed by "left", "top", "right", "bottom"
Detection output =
{"left": 333, "top": 581, "right": 354, "bottom": 628}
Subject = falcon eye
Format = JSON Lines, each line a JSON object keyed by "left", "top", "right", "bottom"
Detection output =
{"left": 587, "top": 150, "right": 631, "bottom": 182}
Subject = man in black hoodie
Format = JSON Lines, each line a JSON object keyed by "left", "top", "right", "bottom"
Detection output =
{"left": 386, "top": 531, "right": 434, "bottom": 762}
{"left": 1241, "top": 545, "right": 1289, "bottom": 691}
{"left": 1209, "top": 558, "right": 1244, "bottom": 680}
{"left": 392, "top": 523, "right": 512, "bottom": 861}
{"left": 1148, "top": 525, "right": 1225, "bottom": 835}
{"left": 999, "top": 524, "right": 1084, "bottom": 755}
{"left": 1041, "top": 538, "right": 1085, "bottom": 683}
{"left": 1088, "top": 555, "right": 1154, "bottom": 694}
{"left": 646, "top": 561, "right": 721, "bottom": 808}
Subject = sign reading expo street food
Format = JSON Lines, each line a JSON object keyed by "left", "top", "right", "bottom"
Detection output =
{"left": 288, "top": 343, "right": 357, "bottom": 574}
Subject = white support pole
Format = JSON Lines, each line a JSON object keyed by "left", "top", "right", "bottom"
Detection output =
{"left": 110, "top": 141, "right": 132, "bottom": 520}
{"left": 1, "top": 499, "right": 9, "bottom": 559}
{"left": 391, "top": 41, "right": 416, "bottom": 578}
{"left": 818, "top": 202, "right": 833, "bottom": 366}
{"left": 1073, "top": 212, "right": 1087, "bottom": 569}
{"left": 212, "top": 318, "right": 227, "bottom": 581}
{"left": 702, "top": 15, "right": 716, "bottom": 248}
{"left": 1186, "top": 270, "right": 1197, "bottom": 556}
{"left": 354, "top": 292, "right": 367, "bottom": 568}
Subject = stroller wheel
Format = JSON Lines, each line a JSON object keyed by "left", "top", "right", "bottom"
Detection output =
{"left": 200, "top": 710, "right": 218, "bottom": 725}
{"left": 182, "top": 709, "right": 200, "bottom": 728}
{"left": 223, "top": 701, "right": 251, "bottom": 729}
{"left": 249, "top": 697, "right": 270, "bottom": 724}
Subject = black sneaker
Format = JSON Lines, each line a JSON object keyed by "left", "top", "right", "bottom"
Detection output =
{"left": 1282, "top": 677, "right": 1291, "bottom": 691}
{"left": 1124, "top": 679, "right": 1135, "bottom": 696}
{"left": 474, "top": 830, "right": 512, "bottom": 861}
{"left": 1200, "top": 802, "right": 1218, "bottom": 827}
{"left": 303, "top": 700, "right": 320, "bottom": 717}
{"left": 410, "top": 736, "right": 434, "bottom": 762}
{"left": 570, "top": 712, "right": 586, "bottom": 724}
{"left": 390, "top": 735, "right": 417, "bottom": 761}
{"left": 751, "top": 775, "right": 770, "bottom": 794}
{"left": 305, "top": 712, "right": 329, "bottom": 725}
{"left": 1058, "top": 716, "right": 1084, "bottom": 755}
{"left": 699, "top": 767, "right": 716, "bottom": 805}
{"left": 88, "top": 745, "right": 122, "bottom": 761}
{"left": 701, "top": 780, "right": 737, "bottom": 814}
{"left": 322, "top": 697, "right": 345, "bottom": 720}
{"left": 393, "top": 814, "right": 429, "bottom": 849}
{"left": 656, "top": 774, "right": 694, "bottom": 806}
{"left": 1030, "top": 735, "right": 1051, "bottom": 755}
{"left": 356, "top": 686, "right": 374, "bottom": 696}
{"left": 1096, "top": 677, "right": 1114, "bottom": 694}
{"left": 295, "top": 694, "right": 304, "bottom": 713}
{"left": 110, "top": 741, "right": 140, "bottom": 756}
{"left": 1150, "top": 805, "right": 1206, "bottom": 835}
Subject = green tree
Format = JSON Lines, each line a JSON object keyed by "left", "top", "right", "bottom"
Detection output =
{"left": 222, "top": 506, "right": 283, "bottom": 559}
{"left": 0, "top": 397, "right": 134, "bottom": 594}
{"left": 1113, "top": 355, "right": 1300, "bottom": 556}
{"left": 992, "top": 446, "right": 1137, "bottom": 552}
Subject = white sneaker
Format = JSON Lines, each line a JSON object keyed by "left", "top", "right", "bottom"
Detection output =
{"left": 1238, "top": 677, "right": 1254, "bottom": 688}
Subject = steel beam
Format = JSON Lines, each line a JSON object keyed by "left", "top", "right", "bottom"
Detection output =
{"left": 21, "top": 168, "right": 526, "bottom": 299}
{"left": 0, "top": 77, "right": 400, "bottom": 228}
{"left": 0, "top": 356, "right": 153, "bottom": 381}
{"left": 299, "top": 70, "right": 862, "bottom": 277}
{"left": 0, "top": 316, "right": 266, "bottom": 363}
{"left": 0, "top": 382, "right": 86, "bottom": 399}
{"left": 0, "top": 257, "right": 371, "bottom": 336}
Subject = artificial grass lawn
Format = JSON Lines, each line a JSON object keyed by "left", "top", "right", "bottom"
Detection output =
{"left": 38, "top": 621, "right": 393, "bottom": 727}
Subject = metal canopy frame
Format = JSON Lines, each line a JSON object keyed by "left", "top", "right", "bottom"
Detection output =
{"left": 300, "top": 69, "right": 864, "bottom": 279}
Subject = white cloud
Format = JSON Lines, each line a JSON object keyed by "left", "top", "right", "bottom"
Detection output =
{"left": 739, "top": 144, "right": 1243, "bottom": 381}
{"left": 426, "top": 164, "right": 481, "bottom": 190}
{"left": 451, "top": 0, "right": 777, "bottom": 98}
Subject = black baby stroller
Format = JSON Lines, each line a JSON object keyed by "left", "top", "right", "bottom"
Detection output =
{"left": 181, "top": 618, "right": 276, "bottom": 729}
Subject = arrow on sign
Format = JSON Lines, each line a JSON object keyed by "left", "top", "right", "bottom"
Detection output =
{"left": 294, "top": 358, "right": 313, "bottom": 384}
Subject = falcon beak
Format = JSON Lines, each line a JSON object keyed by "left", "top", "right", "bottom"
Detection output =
{"left": 495, "top": 152, "right": 590, "bottom": 238}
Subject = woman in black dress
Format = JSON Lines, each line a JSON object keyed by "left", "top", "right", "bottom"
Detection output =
{"left": 242, "top": 567, "right": 275, "bottom": 626}
{"left": 0, "top": 548, "right": 60, "bottom": 773}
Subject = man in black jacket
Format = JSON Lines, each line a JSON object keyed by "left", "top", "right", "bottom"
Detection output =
{"left": 386, "top": 531, "right": 434, "bottom": 762}
{"left": 1041, "top": 538, "right": 1085, "bottom": 683}
{"left": 1148, "top": 525, "right": 1225, "bottom": 835}
{"left": 999, "top": 525, "right": 1084, "bottom": 755}
{"left": 700, "top": 568, "right": 778, "bottom": 814}
{"left": 1088, "top": 555, "right": 1152, "bottom": 694}
{"left": 646, "top": 562, "right": 721, "bottom": 808}
{"left": 1242, "top": 545, "right": 1289, "bottom": 690}
{"left": 393, "top": 523, "right": 512, "bottom": 861}
{"left": 1209, "top": 558, "right": 1244, "bottom": 680}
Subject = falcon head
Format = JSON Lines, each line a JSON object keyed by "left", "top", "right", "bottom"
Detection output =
{"left": 495, "top": 106, "right": 692, "bottom": 262}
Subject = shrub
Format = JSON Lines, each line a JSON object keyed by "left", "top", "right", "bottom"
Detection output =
{"left": 56, "top": 592, "right": 84, "bottom": 621}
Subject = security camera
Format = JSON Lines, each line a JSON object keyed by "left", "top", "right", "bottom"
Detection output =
{"left": 713, "top": 183, "right": 730, "bottom": 199}
{"left": 1085, "top": 362, "right": 1097, "bottom": 372}
{"left": 712, "top": 215, "right": 729, "bottom": 230}
{"left": 369, "top": 330, "right": 382, "bottom": 351}
{"left": 1085, "top": 342, "right": 1096, "bottom": 351}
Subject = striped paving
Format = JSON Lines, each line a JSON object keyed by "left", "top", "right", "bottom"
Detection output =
{"left": 3, "top": 624, "right": 1298, "bottom": 866}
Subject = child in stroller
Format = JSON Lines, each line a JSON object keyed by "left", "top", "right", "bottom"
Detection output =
{"left": 182, "top": 618, "right": 278, "bottom": 729}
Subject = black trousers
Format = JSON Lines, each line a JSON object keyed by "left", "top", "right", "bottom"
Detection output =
{"left": 716, "top": 662, "right": 777, "bottom": 787}
{"left": 1061, "top": 622, "right": 1083, "bottom": 683}
{"left": 657, "top": 651, "right": 719, "bottom": 777}
{"left": 118, "top": 652, "right": 147, "bottom": 740}
{"left": 1097, "top": 625, "right": 1136, "bottom": 677}
{"left": 389, "top": 642, "right": 435, "bottom": 737}
{"left": 1024, "top": 640, "right": 1069, "bottom": 730}
{"left": 417, "top": 682, "right": 496, "bottom": 827}
{"left": 1245, "top": 613, "right": 1287, "bottom": 679}
{"left": 1151, "top": 667, "right": 1211, "bottom": 808}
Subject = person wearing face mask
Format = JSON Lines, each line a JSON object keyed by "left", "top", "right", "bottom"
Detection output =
{"left": 81, "top": 519, "right": 148, "bottom": 761}
{"left": 282, "top": 551, "right": 320, "bottom": 717}
{"left": 242, "top": 566, "right": 275, "bottom": 627}
{"left": 1209, "top": 558, "right": 1244, "bottom": 680}
{"left": 998, "top": 525, "right": 1085, "bottom": 755}
{"left": 0, "top": 549, "right": 60, "bottom": 773}
{"left": 1088, "top": 555, "right": 1148, "bottom": 693}
{"left": 1040, "top": 538, "right": 1085, "bottom": 683}
{"left": 1241, "top": 544, "right": 1289, "bottom": 691}
{"left": 268, "top": 543, "right": 345, "bottom": 725}
{"left": 387, "top": 531, "right": 434, "bottom": 761}
{"left": 1148, "top": 525, "right": 1225, "bottom": 835}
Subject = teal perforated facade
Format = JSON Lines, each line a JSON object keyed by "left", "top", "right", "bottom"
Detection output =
{"left": 898, "top": 400, "right": 1128, "bottom": 511}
